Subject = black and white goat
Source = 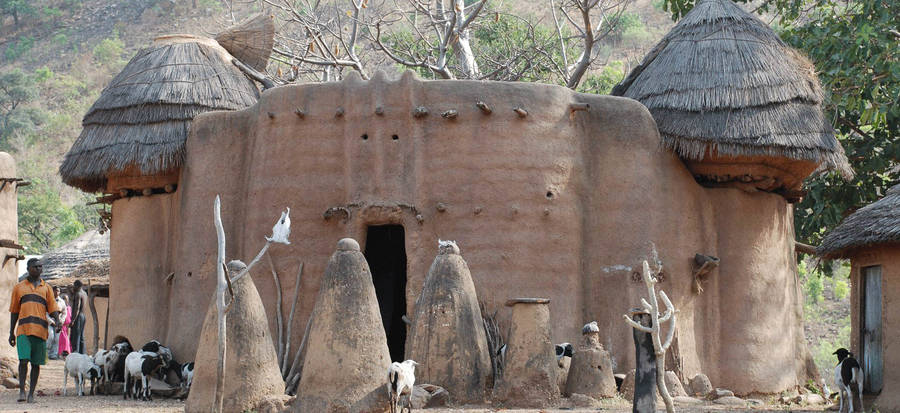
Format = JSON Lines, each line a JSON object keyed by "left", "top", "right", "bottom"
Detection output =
{"left": 92, "top": 349, "right": 119, "bottom": 393}
{"left": 387, "top": 359, "right": 418, "bottom": 413}
{"left": 109, "top": 337, "right": 133, "bottom": 383}
{"left": 834, "top": 348, "right": 864, "bottom": 413}
{"left": 124, "top": 351, "right": 165, "bottom": 401}
{"left": 555, "top": 342, "right": 574, "bottom": 364}
{"left": 181, "top": 361, "right": 194, "bottom": 390}
{"left": 63, "top": 353, "right": 101, "bottom": 396}
{"left": 141, "top": 340, "right": 180, "bottom": 382}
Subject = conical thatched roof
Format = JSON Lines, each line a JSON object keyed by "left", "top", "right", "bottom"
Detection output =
{"left": 817, "top": 184, "right": 900, "bottom": 259}
{"left": 60, "top": 35, "right": 260, "bottom": 193}
{"left": 215, "top": 13, "right": 275, "bottom": 72}
{"left": 612, "top": 0, "right": 852, "bottom": 179}
{"left": 40, "top": 230, "right": 109, "bottom": 279}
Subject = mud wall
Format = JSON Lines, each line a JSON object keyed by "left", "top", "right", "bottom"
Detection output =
{"left": 849, "top": 246, "right": 900, "bottom": 409}
{"left": 105, "top": 73, "right": 813, "bottom": 395}
{"left": 0, "top": 153, "right": 18, "bottom": 361}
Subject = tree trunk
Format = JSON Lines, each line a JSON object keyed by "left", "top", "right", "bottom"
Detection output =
{"left": 452, "top": 0, "right": 480, "bottom": 79}
{"left": 632, "top": 312, "right": 656, "bottom": 413}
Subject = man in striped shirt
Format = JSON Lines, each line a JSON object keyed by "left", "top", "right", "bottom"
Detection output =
{"left": 8, "top": 258, "right": 60, "bottom": 403}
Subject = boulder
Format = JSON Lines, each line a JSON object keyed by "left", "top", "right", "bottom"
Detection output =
{"left": 185, "top": 260, "right": 285, "bottom": 413}
{"left": 568, "top": 393, "right": 601, "bottom": 408}
{"left": 673, "top": 396, "right": 703, "bottom": 405}
{"left": 405, "top": 241, "right": 491, "bottom": 404}
{"left": 689, "top": 373, "right": 712, "bottom": 397}
{"left": 410, "top": 384, "right": 450, "bottom": 408}
{"left": 565, "top": 325, "right": 616, "bottom": 399}
{"left": 664, "top": 371, "right": 687, "bottom": 397}
{"left": 491, "top": 298, "right": 558, "bottom": 408}
{"left": 713, "top": 395, "right": 746, "bottom": 406}
{"left": 804, "top": 393, "right": 826, "bottom": 405}
{"left": 293, "top": 238, "right": 392, "bottom": 412}
{"left": 709, "top": 387, "right": 734, "bottom": 399}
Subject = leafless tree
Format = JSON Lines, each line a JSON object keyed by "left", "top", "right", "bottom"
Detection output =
{"left": 550, "top": 0, "right": 632, "bottom": 88}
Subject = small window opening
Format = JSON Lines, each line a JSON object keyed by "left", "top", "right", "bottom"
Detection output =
{"left": 392, "top": 134, "right": 399, "bottom": 141}
{"left": 361, "top": 134, "right": 369, "bottom": 140}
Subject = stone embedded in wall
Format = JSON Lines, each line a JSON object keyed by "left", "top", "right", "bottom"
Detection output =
{"left": 492, "top": 298, "right": 558, "bottom": 408}
{"left": 294, "top": 238, "right": 391, "bottom": 412}
{"left": 185, "top": 260, "right": 285, "bottom": 413}
{"left": 406, "top": 240, "right": 491, "bottom": 404}
{"left": 565, "top": 325, "right": 616, "bottom": 399}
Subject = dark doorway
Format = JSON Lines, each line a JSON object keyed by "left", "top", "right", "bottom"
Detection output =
{"left": 364, "top": 225, "right": 408, "bottom": 361}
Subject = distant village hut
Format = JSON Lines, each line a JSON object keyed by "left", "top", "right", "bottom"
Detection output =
{"left": 818, "top": 184, "right": 900, "bottom": 407}
{"left": 612, "top": 0, "right": 851, "bottom": 197}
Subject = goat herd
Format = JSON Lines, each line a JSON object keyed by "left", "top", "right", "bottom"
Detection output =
{"left": 61, "top": 337, "right": 194, "bottom": 401}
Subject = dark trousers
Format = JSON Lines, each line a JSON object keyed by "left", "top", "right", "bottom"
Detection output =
{"left": 71, "top": 313, "right": 86, "bottom": 354}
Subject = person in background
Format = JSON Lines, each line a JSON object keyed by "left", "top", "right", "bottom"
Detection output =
{"left": 69, "top": 280, "right": 88, "bottom": 354}
{"left": 57, "top": 295, "right": 71, "bottom": 357}
{"left": 46, "top": 287, "right": 63, "bottom": 360}
{"left": 9, "top": 258, "right": 60, "bottom": 403}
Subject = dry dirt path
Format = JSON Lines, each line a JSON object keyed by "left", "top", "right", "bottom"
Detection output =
{"left": 0, "top": 358, "right": 830, "bottom": 413}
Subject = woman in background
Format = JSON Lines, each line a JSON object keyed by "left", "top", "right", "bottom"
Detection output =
{"left": 57, "top": 295, "right": 72, "bottom": 357}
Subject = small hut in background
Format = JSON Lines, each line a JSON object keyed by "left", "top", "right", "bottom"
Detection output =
{"left": 818, "top": 184, "right": 900, "bottom": 407}
{"left": 59, "top": 21, "right": 268, "bottom": 195}
{"left": 40, "top": 230, "right": 108, "bottom": 279}
{"left": 612, "top": 0, "right": 851, "bottom": 198}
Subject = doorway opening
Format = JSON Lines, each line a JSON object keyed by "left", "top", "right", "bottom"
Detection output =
{"left": 364, "top": 225, "right": 407, "bottom": 361}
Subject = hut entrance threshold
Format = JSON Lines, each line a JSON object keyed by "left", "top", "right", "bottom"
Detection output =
{"left": 364, "top": 224, "right": 408, "bottom": 361}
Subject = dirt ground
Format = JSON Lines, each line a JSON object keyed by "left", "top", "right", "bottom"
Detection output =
{"left": 0, "top": 359, "right": 834, "bottom": 413}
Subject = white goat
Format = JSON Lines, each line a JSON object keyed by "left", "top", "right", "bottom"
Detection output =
{"left": 63, "top": 353, "right": 101, "bottom": 396}
{"left": 387, "top": 360, "right": 418, "bottom": 413}
{"left": 93, "top": 348, "right": 119, "bottom": 392}
{"left": 124, "top": 351, "right": 165, "bottom": 401}
{"left": 834, "top": 348, "right": 865, "bottom": 413}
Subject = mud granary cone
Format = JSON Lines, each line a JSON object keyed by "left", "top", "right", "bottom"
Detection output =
{"left": 406, "top": 240, "right": 491, "bottom": 404}
{"left": 186, "top": 260, "right": 285, "bottom": 413}
{"left": 565, "top": 321, "right": 617, "bottom": 398}
{"left": 492, "top": 298, "right": 558, "bottom": 408}
{"left": 294, "top": 238, "right": 392, "bottom": 412}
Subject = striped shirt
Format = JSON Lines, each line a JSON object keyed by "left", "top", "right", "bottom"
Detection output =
{"left": 9, "top": 279, "right": 59, "bottom": 340}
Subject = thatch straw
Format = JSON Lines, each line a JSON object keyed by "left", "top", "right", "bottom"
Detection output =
{"left": 60, "top": 36, "right": 259, "bottom": 193}
{"left": 215, "top": 13, "right": 275, "bottom": 72}
{"left": 40, "top": 230, "right": 109, "bottom": 280}
{"left": 612, "top": 0, "right": 852, "bottom": 179}
{"left": 817, "top": 184, "right": 900, "bottom": 259}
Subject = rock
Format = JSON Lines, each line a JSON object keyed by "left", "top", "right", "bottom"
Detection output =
{"left": 569, "top": 393, "right": 600, "bottom": 408}
{"left": 713, "top": 395, "right": 746, "bottom": 406}
{"left": 410, "top": 384, "right": 450, "bottom": 408}
{"left": 746, "top": 398, "right": 765, "bottom": 406}
{"left": 2, "top": 377, "right": 18, "bottom": 389}
{"left": 804, "top": 393, "right": 826, "bottom": 405}
{"left": 619, "top": 369, "right": 635, "bottom": 400}
{"left": 492, "top": 298, "right": 558, "bottom": 408}
{"left": 565, "top": 326, "right": 617, "bottom": 399}
{"left": 293, "top": 239, "right": 392, "bottom": 413}
{"left": 673, "top": 396, "right": 703, "bottom": 405}
{"left": 664, "top": 371, "right": 688, "bottom": 397}
{"left": 689, "top": 373, "right": 713, "bottom": 397}
{"left": 406, "top": 241, "right": 492, "bottom": 404}
{"left": 185, "top": 260, "right": 285, "bottom": 413}
{"left": 709, "top": 387, "right": 734, "bottom": 399}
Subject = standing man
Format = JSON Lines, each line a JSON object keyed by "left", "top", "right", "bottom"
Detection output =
{"left": 9, "top": 258, "right": 60, "bottom": 403}
{"left": 69, "top": 280, "right": 88, "bottom": 354}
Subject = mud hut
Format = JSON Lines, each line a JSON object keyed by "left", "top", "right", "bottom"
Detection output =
{"left": 61, "top": 4, "right": 851, "bottom": 396}
{"left": 818, "top": 184, "right": 900, "bottom": 407}
{"left": 40, "top": 230, "right": 108, "bottom": 279}
{"left": 612, "top": 0, "right": 851, "bottom": 195}
{"left": 0, "top": 152, "right": 22, "bottom": 362}
{"left": 58, "top": 34, "right": 261, "bottom": 194}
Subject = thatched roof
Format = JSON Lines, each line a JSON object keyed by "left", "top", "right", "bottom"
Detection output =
{"left": 215, "top": 13, "right": 275, "bottom": 72}
{"left": 611, "top": 0, "right": 852, "bottom": 178}
{"left": 817, "top": 184, "right": 900, "bottom": 259}
{"left": 60, "top": 35, "right": 260, "bottom": 193}
{"left": 48, "top": 258, "right": 110, "bottom": 289}
{"left": 40, "top": 230, "right": 109, "bottom": 279}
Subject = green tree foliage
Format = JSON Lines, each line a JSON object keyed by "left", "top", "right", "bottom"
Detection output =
{"left": 17, "top": 178, "right": 85, "bottom": 252}
{"left": 0, "top": 68, "right": 47, "bottom": 146}
{"left": 0, "top": 0, "right": 36, "bottom": 27}
{"left": 661, "top": 0, "right": 899, "bottom": 245}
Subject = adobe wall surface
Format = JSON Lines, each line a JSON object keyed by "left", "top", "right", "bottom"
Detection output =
{"left": 106, "top": 73, "right": 813, "bottom": 395}
{"left": 0, "top": 153, "right": 18, "bottom": 361}
{"left": 849, "top": 246, "right": 900, "bottom": 410}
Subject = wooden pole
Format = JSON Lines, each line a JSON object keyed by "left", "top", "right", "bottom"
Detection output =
{"left": 214, "top": 196, "right": 227, "bottom": 413}
{"left": 88, "top": 283, "right": 99, "bottom": 353}
{"left": 104, "top": 292, "right": 110, "bottom": 350}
